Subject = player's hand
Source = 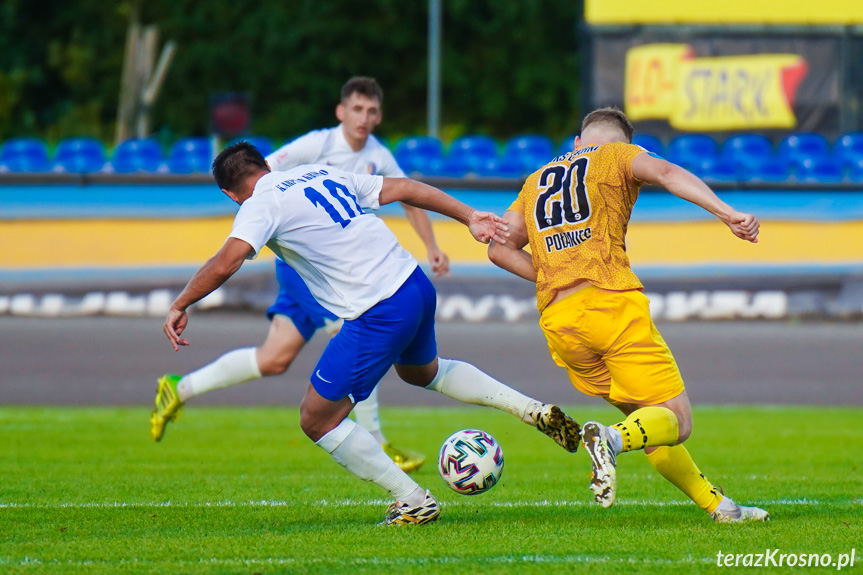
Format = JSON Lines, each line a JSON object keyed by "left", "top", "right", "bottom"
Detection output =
{"left": 724, "top": 211, "right": 760, "bottom": 243}
{"left": 427, "top": 246, "right": 450, "bottom": 278}
{"left": 163, "top": 307, "right": 190, "bottom": 351}
{"left": 467, "top": 210, "right": 509, "bottom": 245}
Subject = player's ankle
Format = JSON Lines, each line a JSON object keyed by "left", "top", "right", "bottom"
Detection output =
{"left": 606, "top": 426, "right": 623, "bottom": 457}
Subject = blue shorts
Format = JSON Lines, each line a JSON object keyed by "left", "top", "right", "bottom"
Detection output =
{"left": 310, "top": 266, "right": 438, "bottom": 403}
{"left": 267, "top": 258, "right": 339, "bottom": 341}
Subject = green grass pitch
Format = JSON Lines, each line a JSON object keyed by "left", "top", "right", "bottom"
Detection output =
{"left": 1, "top": 405, "right": 860, "bottom": 574}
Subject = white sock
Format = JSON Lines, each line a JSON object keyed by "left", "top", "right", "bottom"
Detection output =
{"left": 715, "top": 496, "right": 737, "bottom": 513}
{"left": 425, "top": 358, "right": 534, "bottom": 420}
{"left": 607, "top": 426, "right": 624, "bottom": 457}
{"left": 353, "top": 386, "right": 387, "bottom": 444}
{"left": 315, "top": 419, "right": 423, "bottom": 505}
{"left": 177, "top": 347, "right": 262, "bottom": 402}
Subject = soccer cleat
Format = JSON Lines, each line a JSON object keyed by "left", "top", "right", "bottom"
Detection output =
{"left": 378, "top": 490, "right": 440, "bottom": 526}
{"left": 711, "top": 499, "right": 770, "bottom": 523}
{"left": 382, "top": 443, "right": 427, "bottom": 473}
{"left": 526, "top": 403, "right": 581, "bottom": 453}
{"left": 582, "top": 421, "right": 617, "bottom": 508}
{"left": 150, "top": 374, "right": 184, "bottom": 442}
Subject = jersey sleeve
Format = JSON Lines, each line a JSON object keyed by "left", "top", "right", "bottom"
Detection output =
{"left": 340, "top": 171, "right": 384, "bottom": 210}
{"left": 228, "top": 197, "right": 281, "bottom": 259}
{"left": 616, "top": 142, "right": 648, "bottom": 185}
{"left": 507, "top": 190, "right": 526, "bottom": 214}
{"left": 265, "top": 131, "right": 325, "bottom": 171}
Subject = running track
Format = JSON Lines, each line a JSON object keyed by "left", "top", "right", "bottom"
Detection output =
{"left": 1, "top": 315, "right": 860, "bottom": 406}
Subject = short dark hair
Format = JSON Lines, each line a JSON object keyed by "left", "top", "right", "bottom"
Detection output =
{"left": 581, "top": 107, "right": 634, "bottom": 143}
{"left": 212, "top": 142, "right": 268, "bottom": 191}
{"left": 341, "top": 76, "right": 383, "bottom": 104}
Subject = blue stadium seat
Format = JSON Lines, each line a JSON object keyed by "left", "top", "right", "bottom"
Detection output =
{"left": 168, "top": 137, "right": 213, "bottom": 173}
{"left": 742, "top": 158, "right": 792, "bottom": 182}
{"left": 848, "top": 158, "right": 863, "bottom": 182}
{"left": 503, "top": 135, "right": 555, "bottom": 161}
{"left": 475, "top": 156, "right": 525, "bottom": 178}
{"left": 691, "top": 158, "right": 738, "bottom": 181}
{"left": 394, "top": 136, "right": 445, "bottom": 160}
{"left": 796, "top": 157, "right": 844, "bottom": 183}
{"left": 721, "top": 134, "right": 773, "bottom": 163}
{"left": 632, "top": 134, "right": 664, "bottom": 156}
{"left": 449, "top": 135, "right": 499, "bottom": 162}
{"left": 228, "top": 136, "right": 274, "bottom": 157}
{"left": 558, "top": 135, "right": 576, "bottom": 156}
{"left": 111, "top": 139, "right": 164, "bottom": 173}
{"left": 666, "top": 135, "right": 719, "bottom": 168}
{"left": 54, "top": 137, "right": 108, "bottom": 173}
{"left": 0, "top": 137, "right": 52, "bottom": 172}
{"left": 778, "top": 133, "right": 830, "bottom": 167}
{"left": 833, "top": 132, "right": 863, "bottom": 168}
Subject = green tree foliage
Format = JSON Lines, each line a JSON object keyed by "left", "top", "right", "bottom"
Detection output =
{"left": 0, "top": 0, "right": 581, "bottom": 147}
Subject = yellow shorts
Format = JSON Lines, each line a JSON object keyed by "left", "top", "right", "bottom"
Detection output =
{"left": 539, "top": 286, "right": 685, "bottom": 405}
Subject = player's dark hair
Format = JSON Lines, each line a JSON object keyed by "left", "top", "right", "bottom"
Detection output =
{"left": 341, "top": 76, "right": 383, "bottom": 104}
{"left": 581, "top": 107, "right": 634, "bottom": 143}
{"left": 212, "top": 142, "right": 269, "bottom": 191}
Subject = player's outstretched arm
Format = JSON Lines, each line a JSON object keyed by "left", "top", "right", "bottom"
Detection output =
{"left": 163, "top": 238, "right": 254, "bottom": 351}
{"left": 488, "top": 209, "right": 537, "bottom": 282}
{"left": 632, "top": 154, "right": 760, "bottom": 243}
{"left": 379, "top": 178, "right": 509, "bottom": 245}
{"left": 400, "top": 202, "right": 451, "bottom": 277}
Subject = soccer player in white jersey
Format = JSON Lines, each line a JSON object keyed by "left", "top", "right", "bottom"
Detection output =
{"left": 162, "top": 142, "right": 582, "bottom": 525}
{"left": 152, "top": 78, "right": 446, "bottom": 472}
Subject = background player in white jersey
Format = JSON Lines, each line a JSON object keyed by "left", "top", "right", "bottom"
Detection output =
{"left": 152, "top": 78, "right": 446, "bottom": 472}
{"left": 162, "top": 142, "right": 581, "bottom": 525}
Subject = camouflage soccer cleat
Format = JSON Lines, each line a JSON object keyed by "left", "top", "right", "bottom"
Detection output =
{"left": 526, "top": 403, "right": 581, "bottom": 453}
{"left": 150, "top": 374, "right": 184, "bottom": 442}
{"left": 382, "top": 443, "right": 427, "bottom": 473}
{"left": 378, "top": 490, "right": 440, "bottom": 526}
{"left": 582, "top": 421, "right": 617, "bottom": 508}
{"left": 711, "top": 499, "right": 770, "bottom": 523}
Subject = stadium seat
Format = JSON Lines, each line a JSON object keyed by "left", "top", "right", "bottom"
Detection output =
{"left": 428, "top": 155, "right": 471, "bottom": 178}
{"left": 394, "top": 136, "right": 445, "bottom": 173}
{"left": 848, "top": 157, "right": 863, "bottom": 182}
{"left": 0, "top": 137, "right": 52, "bottom": 172}
{"left": 691, "top": 158, "right": 738, "bottom": 182}
{"left": 778, "top": 133, "right": 830, "bottom": 169}
{"left": 833, "top": 132, "right": 863, "bottom": 168}
{"left": 111, "top": 139, "right": 164, "bottom": 173}
{"left": 168, "top": 137, "right": 213, "bottom": 173}
{"left": 721, "top": 134, "right": 773, "bottom": 163}
{"left": 228, "top": 136, "right": 274, "bottom": 157}
{"left": 632, "top": 134, "right": 664, "bottom": 157}
{"left": 666, "top": 135, "right": 719, "bottom": 168}
{"left": 474, "top": 156, "right": 524, "bottom": 178}
{"left": 503, "top": 135, "right": 555, "bottom": 161}
{"left": 54, "top": 137, "right": 108, "bottom": 173}
{"left": 558, "top": 135, "right": 576, "bottom": 156}
{"left": 449, "top": 135, "right": 499, "bottom": 162}
{"left": 742, "top": 158, "right": 792, "bottom": 182}
{"left": 796, "top": 157, "right": 844, "bottom": 183}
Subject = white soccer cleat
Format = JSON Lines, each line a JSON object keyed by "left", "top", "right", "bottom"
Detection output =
{"left": 582, "top": 421, "right": 617, "bottom": 508}
{"left": 711, "top": 498, "right": 770, "bottom": 523}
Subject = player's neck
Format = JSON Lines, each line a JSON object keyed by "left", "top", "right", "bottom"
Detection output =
{"left": 341, "top": 125, "right": 369, "bottom": 152}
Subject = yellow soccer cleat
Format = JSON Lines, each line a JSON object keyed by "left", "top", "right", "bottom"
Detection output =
{"left": 383, "top": 443, "right": 427, "bottom": 473}
{"left": 378, "top": 490, "right": 440, "bottom": 526}
{"left": 150, "top": 374, "right": 184, "bottom": 442}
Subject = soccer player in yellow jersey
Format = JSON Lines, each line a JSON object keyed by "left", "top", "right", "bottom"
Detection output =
{"left": 488, "top": 108, "right": 768, "bottom": 523}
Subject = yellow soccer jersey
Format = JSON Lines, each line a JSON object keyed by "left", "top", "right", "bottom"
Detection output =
{"left": 509, "top": 141, "right": 647, "bottom": 311}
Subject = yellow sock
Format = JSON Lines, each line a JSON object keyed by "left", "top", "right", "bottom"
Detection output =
{"left": 645, "top": 445, "right": 722, "bottom": 513}
{"left": 611, "top": 406, "right": 679, "bottom": 452}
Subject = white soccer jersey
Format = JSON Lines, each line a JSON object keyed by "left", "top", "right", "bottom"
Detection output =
{"left": 266, "top": 126, "right": 406, "bottom": 177}
{"left": 228, "top": 165, "right": 418, "bottom": 320}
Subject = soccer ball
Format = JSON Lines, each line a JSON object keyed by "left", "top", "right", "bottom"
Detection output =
{"left": 438, "top": 429, "right": 504, "bottom": 495}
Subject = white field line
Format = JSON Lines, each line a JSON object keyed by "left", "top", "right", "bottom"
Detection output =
{"left": 0, "top": 497, "right": 827, "bottom": 509}
{"left": 1, "top": 554, "right": 718, "bottom": 568}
